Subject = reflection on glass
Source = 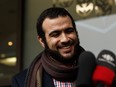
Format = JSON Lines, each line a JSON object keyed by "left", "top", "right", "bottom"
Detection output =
{"left": 0, "top": 57, "right": 17, "bottom": 66}
{"left": 52, "top": 0, "right": 116, "bottom": 20}
{"left": 8, "top": 41, "right": 13, "bottom": 46}
{"left": 76, "top": 2, "right": 94, "bottom": 17}
{"left": 114, "top": 0, "right": 116, "bottom": 5}
{"left": 0, "top": 0, "right": 21, "bottom": 86}
{"left": 57, "top": 0, "right": 74, "bottom": 8}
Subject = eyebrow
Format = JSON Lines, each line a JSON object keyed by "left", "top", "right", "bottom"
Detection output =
{"left": 49, "top": 30, "right": 60, "bottom": 36}
{"left": 48, "top": 27, "right": 74, "bottom": 36}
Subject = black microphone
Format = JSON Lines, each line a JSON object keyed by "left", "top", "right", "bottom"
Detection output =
{"left": 76, "top": 51, "right": 96, "bottom": 87}
{"left": 93, "top": 49, "right": 116, "bottom": 87}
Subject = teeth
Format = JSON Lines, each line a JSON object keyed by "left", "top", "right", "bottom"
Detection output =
{"left": 63, "top": 46, "right": 70, "bottom": 49}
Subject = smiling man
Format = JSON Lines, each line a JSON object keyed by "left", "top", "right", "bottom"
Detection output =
{"left": 40, "top": 16, "right": 79, "bottom": 63}
{"left": 12, "top": 7, "right": 85, "bottom": 87}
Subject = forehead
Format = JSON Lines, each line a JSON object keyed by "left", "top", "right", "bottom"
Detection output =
{"left": 43, "top": 16, "right": 72, "bottom": 24}
{"left": 42, "top": 16, "right": 73, "bottom": 32}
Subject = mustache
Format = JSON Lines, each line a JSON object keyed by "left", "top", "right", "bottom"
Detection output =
{"left": 57, "top": 40, "right": 75, "bottom": 48}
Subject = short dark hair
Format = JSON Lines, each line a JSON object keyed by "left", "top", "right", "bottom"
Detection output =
{"left": 36, "top": 7, "right": 76, "bottom": 39}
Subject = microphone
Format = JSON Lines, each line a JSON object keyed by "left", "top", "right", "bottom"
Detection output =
{"left": 76, "top": 51, "right": 96, "bottom": 87}
{"left": 93, "top": 49, "right": 116, "bottom": 87}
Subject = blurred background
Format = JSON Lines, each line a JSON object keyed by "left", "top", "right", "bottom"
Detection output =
{"left": 0, "top": 0, "right": 116, "bottom": 86}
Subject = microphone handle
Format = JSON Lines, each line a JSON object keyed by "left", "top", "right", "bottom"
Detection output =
{"left": 95, "top": 82, "right": 108, "bottom": 87}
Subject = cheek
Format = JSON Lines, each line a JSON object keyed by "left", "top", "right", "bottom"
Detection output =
{"left": 46, "top": 38, "right": 59, "bottom": 49}
{"left": 70, "top": 33, "right": 78, "bottom": 42}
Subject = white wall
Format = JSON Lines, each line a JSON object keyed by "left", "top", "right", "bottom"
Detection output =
{"left": 76, "top": 14, "right": 116, "bottom": 57}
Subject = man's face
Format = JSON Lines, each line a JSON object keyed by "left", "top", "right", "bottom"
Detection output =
{"left": 40, "top": 16, "right": 78, "bottom": 60}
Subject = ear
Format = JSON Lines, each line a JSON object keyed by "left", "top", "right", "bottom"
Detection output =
{"left": 37, "top": 36, "right": 45, "bottom": 48}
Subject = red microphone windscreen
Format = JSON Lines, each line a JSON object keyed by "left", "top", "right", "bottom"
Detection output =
{"left": 93, "top": 65, "right": 115, "bottom": 86}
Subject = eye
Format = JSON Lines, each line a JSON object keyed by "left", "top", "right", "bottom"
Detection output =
{"left": 65, "top": 28, "right": 75, "bottom": 34}
{"left": 49, "top": 31, "right": 61, "bottom": 37}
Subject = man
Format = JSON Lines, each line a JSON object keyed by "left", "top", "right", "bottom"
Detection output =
{"left": 12, "top": 7, "right": 84, "bottom": 87}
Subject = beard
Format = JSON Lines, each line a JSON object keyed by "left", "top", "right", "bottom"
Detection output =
{"left": 45, "top": 45, "right": 79, "bottom": 64}
{"left": 44, "top": 38, "right": 80, "bottom": 64}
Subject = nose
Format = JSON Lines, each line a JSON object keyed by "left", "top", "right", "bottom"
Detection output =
{"left": 60, "top": 33, "right": 69, "bottom": 43}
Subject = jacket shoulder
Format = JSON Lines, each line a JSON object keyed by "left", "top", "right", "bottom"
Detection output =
{"left": 12, "top": 69, "right": 28, "bottom": 87}
{"left": 111, "top": 78, "right": 116, "bottom": 87}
